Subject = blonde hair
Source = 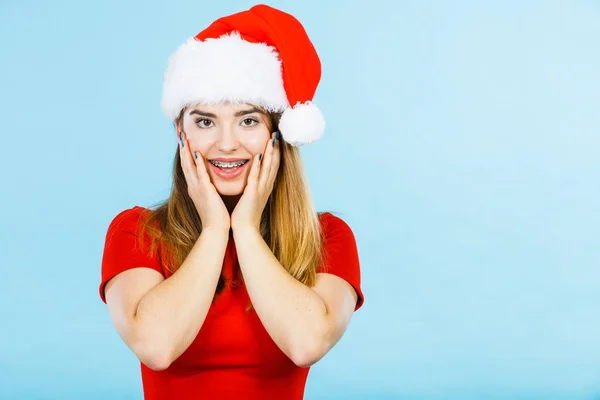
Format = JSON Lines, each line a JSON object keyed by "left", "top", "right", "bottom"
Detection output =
{"left": 135, "top": 104, "right": 326, "bottom": 310}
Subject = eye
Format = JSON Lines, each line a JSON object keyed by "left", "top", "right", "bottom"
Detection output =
{"left": 242, "top": 117, "right": 259, "bottom": 127}
{"left": 195, "top": 118, "right": 213, "bottom": 128}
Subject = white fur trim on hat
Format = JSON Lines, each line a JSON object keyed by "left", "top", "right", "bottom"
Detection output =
{"left": 279, "top": 101, "right": 325, "bottom": 147}
{"left": 160, "top": 31, "right": 289, "bottom": 120}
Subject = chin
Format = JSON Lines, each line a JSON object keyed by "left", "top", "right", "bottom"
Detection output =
{"left": 214, "top": 181, "right": 245, "bottom": 197}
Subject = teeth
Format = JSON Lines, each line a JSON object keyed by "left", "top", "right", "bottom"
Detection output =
{"left": 210, "top": 160, "right": 248, "bottom": 168}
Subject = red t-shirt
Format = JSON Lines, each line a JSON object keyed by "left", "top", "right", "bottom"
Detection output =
{"left": 99, "top": 206, "right": 364, "bottom": 400}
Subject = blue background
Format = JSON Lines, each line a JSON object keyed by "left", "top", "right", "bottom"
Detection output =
{"left": 1, "top": 0, "right": 599, "bottom": 399}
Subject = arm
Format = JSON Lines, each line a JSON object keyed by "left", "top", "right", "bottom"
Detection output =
{"left": 104, "top": 226, "right": 229, "bottom": 371}
{"left": 233, "top": 227, "right": 358, "bottom": 368}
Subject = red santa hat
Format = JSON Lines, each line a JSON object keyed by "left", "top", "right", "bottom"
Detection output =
{"left": 160, "top": 4, "right": 325, "bottom": 147}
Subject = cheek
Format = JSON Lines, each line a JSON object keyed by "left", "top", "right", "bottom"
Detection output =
{"left": 187, "top": 136, "right": 211, "bottom": 154}
{"left": 241, "top": 133, "right": 270, "bottom": 153}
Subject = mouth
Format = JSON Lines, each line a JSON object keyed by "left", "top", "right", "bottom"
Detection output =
{"left": 208, "top": 159, "right": 250, "bottom": 179}
{"left": 208, "top": 159, "right": 249, "bottom": 168}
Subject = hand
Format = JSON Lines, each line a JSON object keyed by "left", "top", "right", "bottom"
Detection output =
{"left": 231, "top": 131, "right": 281, "bottom": 232}
{"left": 178, "top": 130, "right": 231, "bottom": 231}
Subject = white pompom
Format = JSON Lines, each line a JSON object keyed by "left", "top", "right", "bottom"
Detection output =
{"left": 278, "top": 101, "right": 325, "bottom": 147}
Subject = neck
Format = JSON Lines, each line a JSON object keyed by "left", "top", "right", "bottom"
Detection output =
{"left": 221, "top": 194, "right": 242, "bottom": 215}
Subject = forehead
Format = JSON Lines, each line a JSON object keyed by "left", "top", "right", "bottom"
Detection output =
{"left": 185, "top": 101, "right": 264, "bottom": 115}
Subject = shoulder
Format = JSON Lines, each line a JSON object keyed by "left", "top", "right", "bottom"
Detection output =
{"left": 318, "top": 211, "right": 356, "bottom": 237}
{"left": 106, "top": 205, "right": 152, "bottom": 236}
{"left": 317, "top": 211, "right": 358, "bottom": 253}
{"left": 316, "top": 211, "right": 364, "bottom": 310}
{"left": 100, "top": 206, "right": 163, "bottom": 303}
{"left": 108, "top": 205, "right": 150, "bottom": 226}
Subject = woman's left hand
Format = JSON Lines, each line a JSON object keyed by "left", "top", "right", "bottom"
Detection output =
{"left": 231, "top": 131, "right": 281, "bottom": 232}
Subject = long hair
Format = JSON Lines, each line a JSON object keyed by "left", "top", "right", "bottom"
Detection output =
{"left": 135, "top": 104, "right": 325, "bottom": 310}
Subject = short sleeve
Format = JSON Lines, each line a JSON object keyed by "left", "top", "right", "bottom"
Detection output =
{"left": 99, "top": 206, "right": 164, "bottom": 303}
{"left": 318, "top": 212, "right": 364, "bottom": 311}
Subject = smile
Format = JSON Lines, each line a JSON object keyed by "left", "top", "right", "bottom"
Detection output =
{"left": 209, "top": 160, "right": 249, "bottom": 168}
{"left": 208, "top": 160, "right": 249, "bottom": 179}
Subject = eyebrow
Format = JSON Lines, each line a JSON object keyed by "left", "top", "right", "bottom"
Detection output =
{"left": 188, "top": 107, "right": 264, "bottom": 118}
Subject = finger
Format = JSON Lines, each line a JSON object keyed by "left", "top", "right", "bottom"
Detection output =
{"left": 193, "top": 150, "right": 211, "bottom": 185}
{"left": 269, "top": 131, "right": 281, "bottom": 176}
{"left": 259, "top": 131, "right": 277, "bottom": 189}
{"left": 247, "top": 152, "right": 262, "bottom": 190}
{"left": 266, "top": 134, "right": 280, "bottom": 193}
{"left": 179, "top": 131, "right": 198, "bottom": 186}
{"left": 270, "top": 131, "right": 281, "bottom": 182}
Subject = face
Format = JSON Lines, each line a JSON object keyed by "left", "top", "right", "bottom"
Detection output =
{"left": 177, "top": 102, "right": 272, "bottom": 196}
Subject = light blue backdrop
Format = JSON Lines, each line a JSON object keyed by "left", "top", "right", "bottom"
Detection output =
{"left": 1, "top": 0, "right": 598, "bottom": 399}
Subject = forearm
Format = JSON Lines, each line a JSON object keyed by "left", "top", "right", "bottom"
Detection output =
{"left": 133, "top": 226, "right": 229, "bottom": 368}
{"left": 233, "top": 227, "right": 328, "bottom": 366}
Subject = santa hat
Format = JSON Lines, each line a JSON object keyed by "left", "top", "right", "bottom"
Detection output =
{"left": 160, "top": 4, "right": 325, "bottom": 147}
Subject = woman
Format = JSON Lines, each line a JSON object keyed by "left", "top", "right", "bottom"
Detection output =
{"left": 99, "top": 4, "right": 364, "bottom": 399}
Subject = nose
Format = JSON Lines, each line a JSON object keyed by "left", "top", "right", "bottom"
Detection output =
{"left": 216, "top": 125, "right": 239, "bottom": 151}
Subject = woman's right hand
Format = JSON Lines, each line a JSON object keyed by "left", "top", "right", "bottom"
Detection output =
{"left": 178, "top": 130, "right": 231, "bottom": 231}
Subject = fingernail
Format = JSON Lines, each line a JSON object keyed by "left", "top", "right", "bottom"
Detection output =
{"left": 181, "top": 140, "right": 184, "bottom": 148}
{"left": 272, "top": 138, "right": 275, "bottom": 147}
{"left": 194, "top": 151, "right": 198, "bottom": 159}
{"left": 275, "top": 131, "right": 280, "bottom": 140}
{"left": 259, "top": 154, "right": 262, "bottom": 161}
{"left": 179, "top": 131, "right": 182, "bottom": 141}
